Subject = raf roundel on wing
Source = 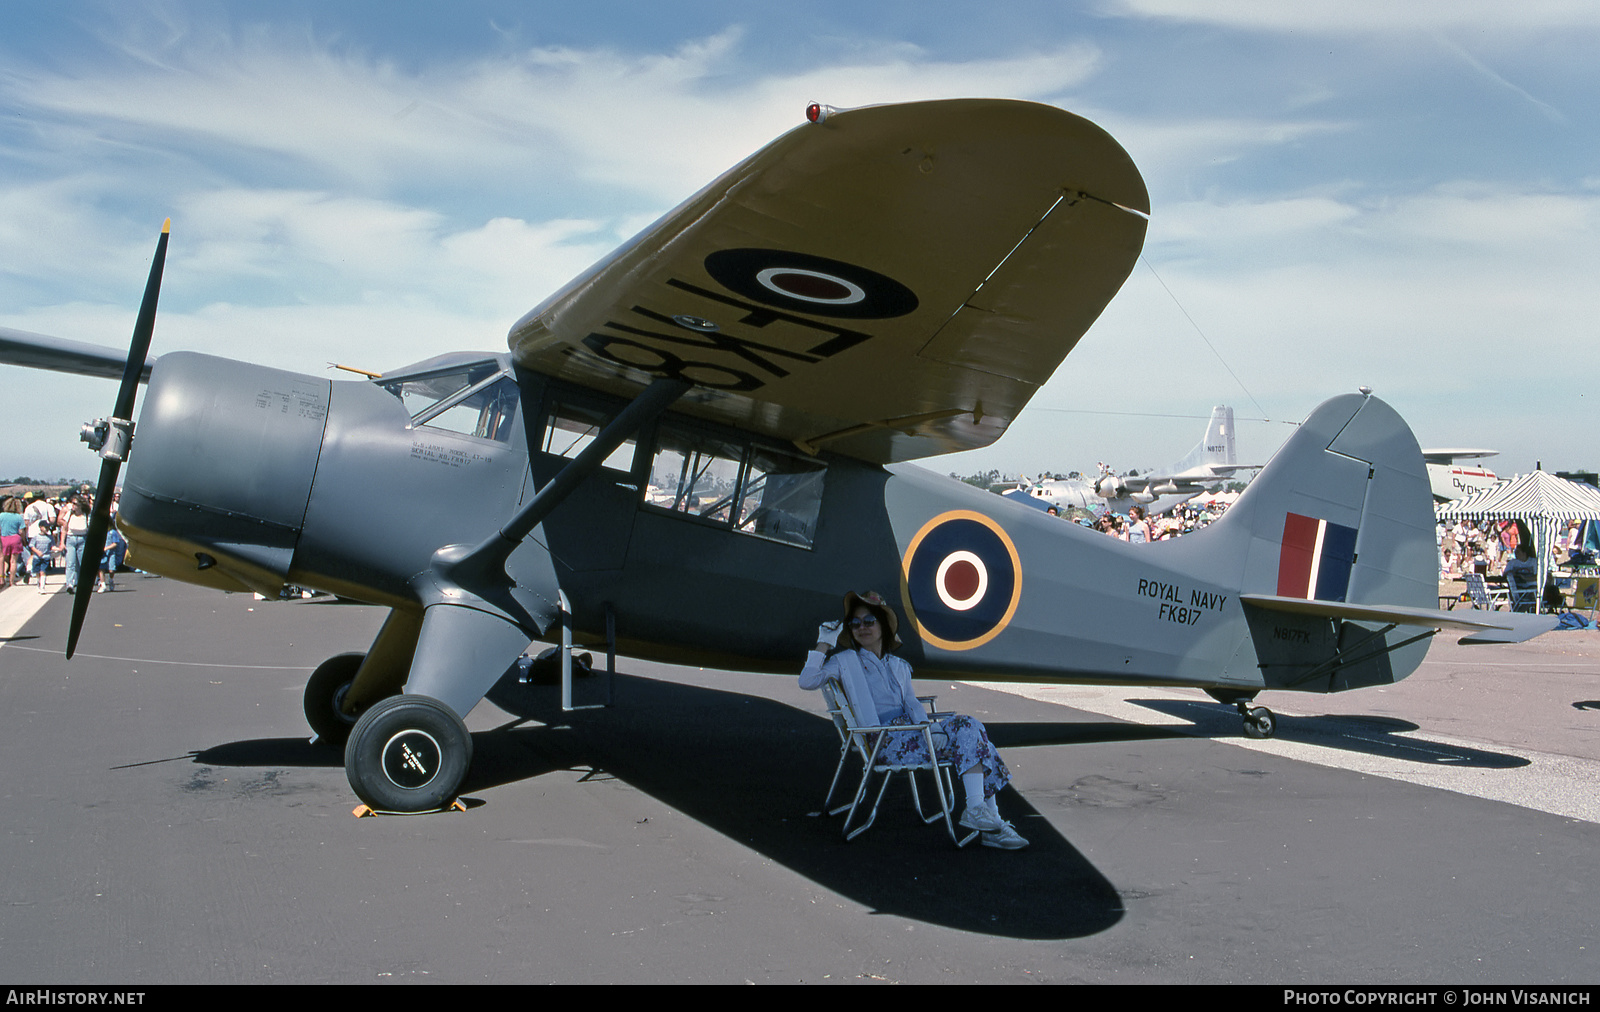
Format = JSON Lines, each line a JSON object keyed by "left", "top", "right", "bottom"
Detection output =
{"left": 901, "top": 511, "right": 1023, "bottom": 651}
{"left": 703, "top": 248, "right": 919, "bottom": 319}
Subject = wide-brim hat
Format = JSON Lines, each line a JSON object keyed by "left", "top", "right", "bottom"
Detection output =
{"left": 842, "top": 590, "right": 902, "bottom": 650}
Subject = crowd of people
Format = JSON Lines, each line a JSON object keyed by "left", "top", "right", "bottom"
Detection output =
{"left": 1435, "top": 517, "right": 1592, "bottom": 579}
{"left": 1437, "top": 517, "right": 1597, "bottom": 614}
{"left": 1039, "top": 499, "right": 1231, "bottom": 540}
{"left": 0, "top": 487, "right": 125, "bottom": 594}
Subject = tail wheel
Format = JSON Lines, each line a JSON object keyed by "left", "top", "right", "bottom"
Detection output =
{"left": 1243, "top": 706, "right": 1276, "bottom": 739}
{"left": 303, "top": 652, "right": 367, "bottom": 746}
{"left": 344, "top": 694, "right": 473, "bottom": 813}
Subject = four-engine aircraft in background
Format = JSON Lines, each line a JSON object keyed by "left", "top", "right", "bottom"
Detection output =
{"left": 1007, "top": 404, "right": 1257, "bottom": 516}
{"left": 0, "top": 99, "right": 1559, "bottom": 814}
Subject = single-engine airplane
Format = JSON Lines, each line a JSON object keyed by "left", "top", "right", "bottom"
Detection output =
{"left": 1007, "top": 405, "right": 1256, "bottom": 516}
{"left": 0, "top": 99, "right": 1560, "bottom": 814}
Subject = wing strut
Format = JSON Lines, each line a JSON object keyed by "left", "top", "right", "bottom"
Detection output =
{"left": 437, "top": 376, "right": 690, "bottom": 599}
{"left": 396, "top": 377, "right": 691, "bottom": 723}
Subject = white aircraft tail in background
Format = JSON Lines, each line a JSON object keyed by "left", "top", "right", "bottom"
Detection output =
{"left": 1009, "top": 406, "right": 1258, "bottom": 516}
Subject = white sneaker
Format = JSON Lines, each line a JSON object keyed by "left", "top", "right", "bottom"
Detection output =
{"left": 959, "top": 804, "right": 1003, "bottom": 832}
{"left": 981, "top": 821, "right": 1029, "bottom": 850}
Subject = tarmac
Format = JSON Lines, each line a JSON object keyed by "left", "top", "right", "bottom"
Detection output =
{"left": 0, "top": 573, "right": 1596, "bottom": 984}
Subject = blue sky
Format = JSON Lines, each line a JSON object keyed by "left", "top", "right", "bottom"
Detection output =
{"left": 3, "top": 1, "right": 1597, "bottom": 482}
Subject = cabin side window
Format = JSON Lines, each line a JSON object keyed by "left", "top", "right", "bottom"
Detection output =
{"left": 644, "top": 421, "right": 825, "bottom": 549}
{"left": 734, "top": 446, "right": 825, "bottom": 548}
{"left": 540, "top": 402, "right": 637, "bottom": 473}
{"left": 647, "top": 426, "right": 744, "bottom": 522}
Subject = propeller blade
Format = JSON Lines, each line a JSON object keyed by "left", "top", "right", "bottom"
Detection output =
{"left": 66, "top": 219, "right": 169, "bottom": 659}
{"left": 66, "top": 461, "right": 120, "bottom": 657}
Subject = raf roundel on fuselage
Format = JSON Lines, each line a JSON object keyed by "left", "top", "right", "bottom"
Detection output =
{"left": 901, "top": 510, "right": 1023, "bottom": 651}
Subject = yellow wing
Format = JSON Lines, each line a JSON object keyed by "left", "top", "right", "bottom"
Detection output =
{"left": 509, "top": 99, "right": 1148, "bottom": 464}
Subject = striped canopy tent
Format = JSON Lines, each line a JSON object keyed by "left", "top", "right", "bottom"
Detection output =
{"left": 1437, "top": 470, "right": 1600, "bottom": 610}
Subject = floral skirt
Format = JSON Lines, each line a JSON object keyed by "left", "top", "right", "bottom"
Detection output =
{"left": 878, "top": 713, "right": 1010, "bottom": 800}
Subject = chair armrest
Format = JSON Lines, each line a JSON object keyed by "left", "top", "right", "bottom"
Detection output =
{"left": 850, "top": 720, "right": 936, "bottom": 733}
{"left": 916, "top": 694, "right": 954, "bottom": 719}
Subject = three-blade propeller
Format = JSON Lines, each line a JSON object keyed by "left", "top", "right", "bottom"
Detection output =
{"left": 66, "top": 219, "right": 169, "bottom": 659}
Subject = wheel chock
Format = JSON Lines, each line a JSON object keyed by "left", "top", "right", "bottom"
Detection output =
{"left": 351, "top": 798, "right": 468, "bottom": 818}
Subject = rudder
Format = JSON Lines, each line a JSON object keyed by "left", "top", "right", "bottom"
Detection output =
{"left": 1217, "top": 392, "right": 1436, "bottom": 692}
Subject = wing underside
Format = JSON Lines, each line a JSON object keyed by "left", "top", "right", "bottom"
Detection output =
{"left": 509, "top": 99, "right": 1150, "bottom": 464}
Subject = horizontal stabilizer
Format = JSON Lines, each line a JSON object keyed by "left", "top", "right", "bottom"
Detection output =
{"left": 1454, "top": 615, "right": 1565, "bottom": 644}
{"left": 1241, "top": 594, "right": 1560, "bottom": 643}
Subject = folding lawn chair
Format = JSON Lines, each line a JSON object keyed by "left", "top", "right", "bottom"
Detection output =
{"left": 819, "top": 678, "right": 977, "bottom": 847}
{"left": 1463, "top": 572, "right": 1508, "bottom": 610}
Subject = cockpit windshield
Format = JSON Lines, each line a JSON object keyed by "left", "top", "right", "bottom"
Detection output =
{"left": 380, "top": 360, "right": 517, "bottom": 442}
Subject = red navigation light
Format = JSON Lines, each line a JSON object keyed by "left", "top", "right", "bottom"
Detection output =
{"left": 805, "top": 102, "right": 833, "bottom": 124}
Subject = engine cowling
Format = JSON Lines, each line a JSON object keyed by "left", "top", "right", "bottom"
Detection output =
{"left": 117, "top": 352, "right": 326, "bottom": 595}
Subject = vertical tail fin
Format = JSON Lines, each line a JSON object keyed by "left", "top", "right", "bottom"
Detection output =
{"left": 1162, "top": 405, "right": 1234, "bottom": 477}
{"left": 1214, "top": 392, "right": 1437, "bottom": 691}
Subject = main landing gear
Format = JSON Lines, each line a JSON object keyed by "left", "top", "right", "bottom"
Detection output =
{"left": 303, "top": 652, "right": 367, "bottom": 746}
{"left": 304, "top": 651, "right": 472, "bottom": 813}
{"left": 344, "top": 694, "right": 473, "bottom": 813}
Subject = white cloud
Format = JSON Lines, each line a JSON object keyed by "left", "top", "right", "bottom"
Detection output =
{"left": 1090, "top": 114, "right": 1353, "bottom": 194}
{"left": 6, "top": 26, "right": 1102, "bottom": 205}
{"left": 1152, "top": 195, "right": 1359, "bottom": 244}
{"left": 178, "top": 189, "right": 442, "bottom": 285}
{"left": 1380, "top": 185, "right": 1599, "bottom": 252}
{"left": 1100, "top": 182, "right": 1600, "bottom": 470}
{"left": 1104, "top": 0, "right": 1600, "bottom": 33}
{"left": 4, "top": 13, "right": 1597, "bottom": 483}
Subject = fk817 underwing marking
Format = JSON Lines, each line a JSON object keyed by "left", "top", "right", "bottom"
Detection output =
{"left": 577, "top": 276, "right": 891, "bottom": 391}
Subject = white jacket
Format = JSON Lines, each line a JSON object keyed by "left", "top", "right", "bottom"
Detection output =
{"left": 800, "top": 647, "right": 928, "bottom": 726}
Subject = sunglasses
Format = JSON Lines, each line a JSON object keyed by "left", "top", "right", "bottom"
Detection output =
{"left": 847, "top": 615, "right": 878, "bottom": 629}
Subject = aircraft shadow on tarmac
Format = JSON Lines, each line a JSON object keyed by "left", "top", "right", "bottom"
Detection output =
{"left": 194, "top": 670, "right": 1126, "bottom": 941}
{"left": 1124, "top": 697, "right": 1531, "bottom": 769}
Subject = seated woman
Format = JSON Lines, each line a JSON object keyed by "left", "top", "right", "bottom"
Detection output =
{"left": 799, "top": 590, "right": 1027, "bottom": 850}
{"left": 1505, "top": 544, "right": 1540, "bottom": 613}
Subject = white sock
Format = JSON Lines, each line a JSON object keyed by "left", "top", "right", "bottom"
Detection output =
{"left": 962, "top": 770, "right": 985, "bottom": 810}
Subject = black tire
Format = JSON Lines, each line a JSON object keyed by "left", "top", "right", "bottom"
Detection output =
{"left": 344, "top": 694, "right": 473, "bottom": 813}
{"left": 303, "top": 652, "right": 367, "bottom": 746}
{"left": 1243, "top": 706, "right": 1276, "bottom": 740}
